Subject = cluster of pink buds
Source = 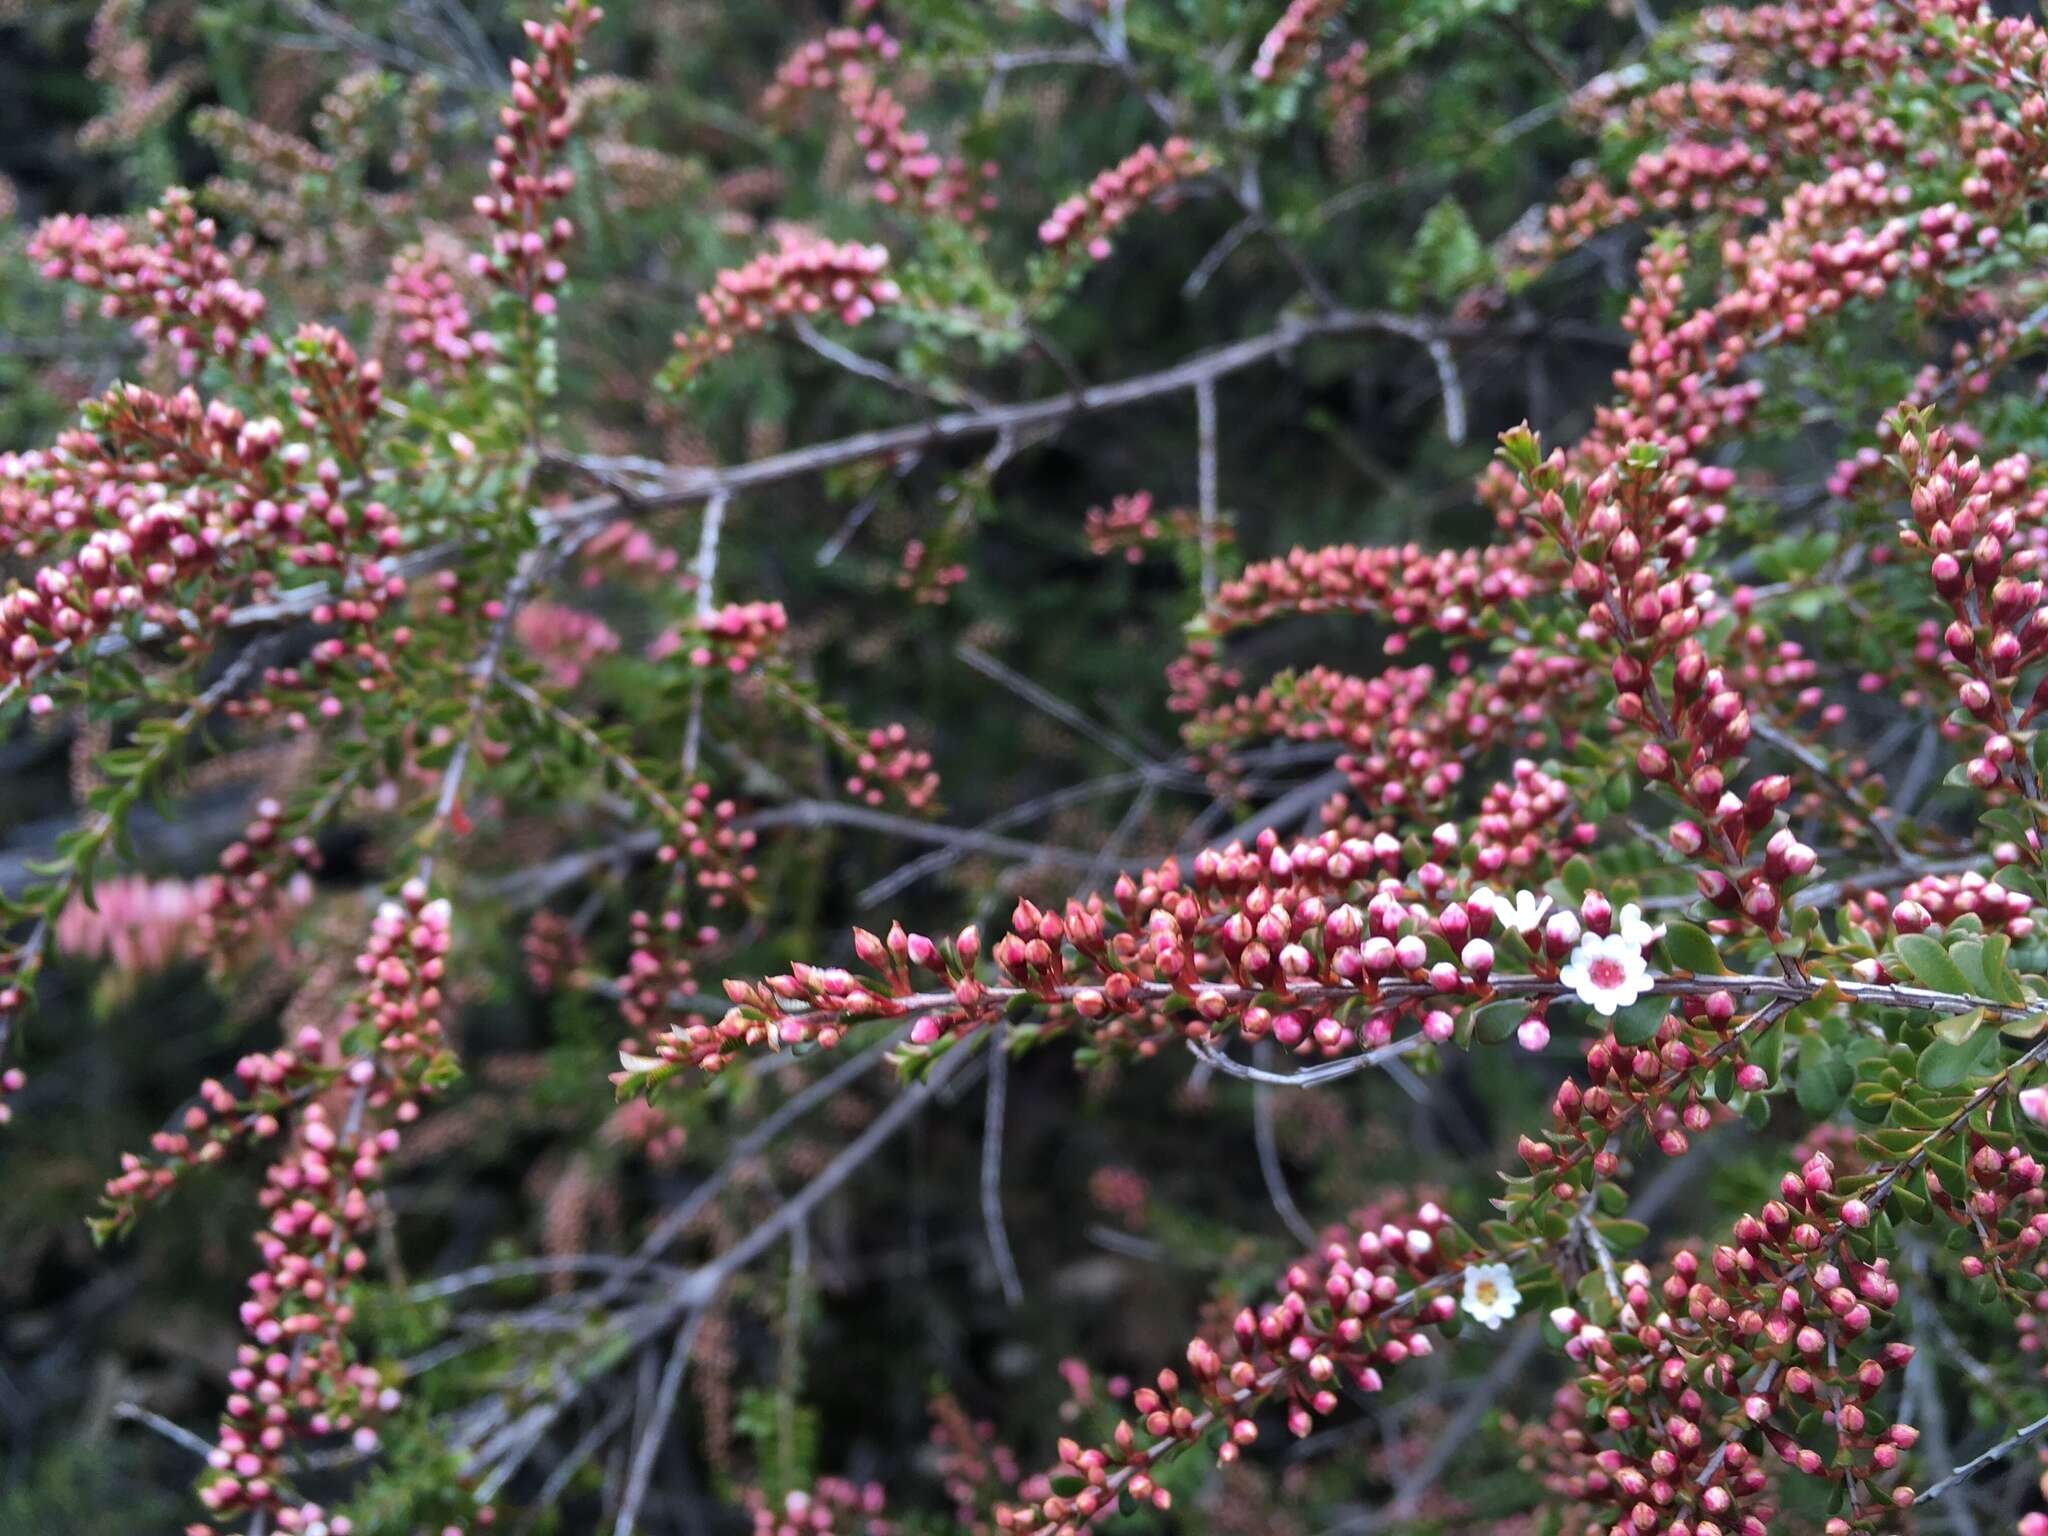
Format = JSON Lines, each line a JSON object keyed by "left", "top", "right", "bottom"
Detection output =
{"left": 196, "top": 886, "right": 456, "bottom": 1529}
{"left": 615, "top": 902, "right": 716, "bottom": 1055}
{"left": 759, "top": 25, "right": 899, "bottom": 114}
{"left": 746, "top": 1480, "right": 891, "bottom": 1536}
{"left": 1187, "top": 649, "right": 1588, "bottom": 842}
{"left": 1521, "top": 1149, "right": 1922, "bottom": 1533}
{"left": 1501, "top": 162, "right": 1989, "bottom": 534}
{"left": 1198, "top": 537, "right": 1543, "bottom": 650}
{"left": 30, "top": 188, "right": 270, "bottom": 375}
{"left": 516, "top": 599, "right": 619, "bottom": 686}
{"left": 284, "top": 324, "right": 382, "bottom": 470}
{"left": 1, "top": 378, "right": 411, "bottom": 707}
{"left": 1320, "top": 42, "right": 1370, "bottom": 162}
{"left": 1698, "top": 1154, "right": 1916, "bottom": 1502}
{"left": 1038, "top": 139, "right": 1211, "bottom": 262}
{"left": 99, "top": 1035, "right": 322, "bottom": 1233}
{"left": 895, "top": 538, "right": 966, "bottom": 604}
{"left": 1848, "top": 867, "right": 2036, "bottom": 940}
{"left": 1468, "top": 759, "right": 1599, "bottom": 876}
{"left": 665, "top": 598, "right": 788, "bottom": 673}
{"left": 581, "top": 518, "right": 682, "bottom": 586}
{"left": 1506, "top": 431, "right": 1816, "bottom": 936}
{"left": 654, "top": 781, "right": 760, "bottom": 912}
{"left": 761, "top": 26, "right": 993, "bottom": 222}
{"left": 1534, "top": 1274, "right": 1776, "bottom": 1533}
{"left": 1926, "top": 1133, "right": 2048, "bottom": 1301}
{"left": 1621, "top": 132, "right": 1774, "bottom": 228}
{"left": 473, "top": 1, "right": 601, "bottom": 314}
{"left": 701, "top": 830, "right": 1683, "bottom": 1083}
{"left": 0, "top": 441, "right": 100, "bottom": 566}
{"left": 1087, "top": 1165, "right": 1150, "bottom": 1230}
{"left": 671, "top": 234, "right": 899, "bottom": 377}
{"left": 840, "top": 71, "right": 998, "bottom": 220}
{"left": 928, "top": 1392, "right": 1024, "bottom": 1530}
{"left": 999, "top": 1197, "right": 1462, "bottom": 1536}
{"left": 601, "top": 1097, "right": 687, "bottom": 1166}
{"left": 0, "top": 492, "right": 222, "bottom": 698}
{"left": 1894, "top": 412, "right": 2048, "bottom": 799}
{"left": 846, "top": 722, "right": 939, "bottom": 812}
{"left": 227, "top": 560, "right": 415, "bottom": 731}
{"left": 196, "top": 798, "right": 321, "bottom": 960}
{"left": 1083, "top": 490, "right": 1213, "bottom": 564}
{"left": 521, "top": 909, "right": 583, "bottom": 993}
{"left": 1250, "top": 0, "right": 1345, "bottom": 84}
{"left": 384, "top": 244, "right": 493, "bottom": 381}
{"left": 1526, "top": 984, "right": 1750, "bottom": 1177}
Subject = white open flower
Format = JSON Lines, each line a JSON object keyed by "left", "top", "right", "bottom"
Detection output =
{"left": 1460, "top": 1262, "right": 1522, "bottom": 1331}
{"left": 1499, "top": 889, "right": 1553, "bottom": 935}
{"left": 1616, "top": 902, "right": 1666, "bottom": 952}
{"left": 1559, "top": 932, "right": 1655, "bottom": 1017}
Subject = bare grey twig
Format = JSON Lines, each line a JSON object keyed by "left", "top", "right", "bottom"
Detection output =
{"left": 982, "top": 1022, "right": 1026, "bottom": 1306}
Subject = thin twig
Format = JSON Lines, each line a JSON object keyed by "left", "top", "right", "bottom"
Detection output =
{"left": 474, "top": 1044, "right": 976, "bottom": 1494}
{"left": 1196, "top": 377, "right": 1221, "bottom": 603}
{"left": 1192, "top": 1032, "right": 1429, "bottom": 1088}
{"left": 955, "top": 643, "right": 1155, "bottom": 770}
{"left": 610, "top": 1309, "right": 707, "bottom": 1536}
{"left": 982, "top": 1022, "right": 1025, "bottom": 1306}
{"left": 793, "top": 317, "right": 987, "bottom": 409}
{"left": 1750, "top": 715, "right": 1905, "bottom": 862}
{"left": 681, "top": 492, "right": 729, "bottom": 779}
{"left": 419, "top": 531, "right": 579, "bottom": 883}
{"left": 113, "top": 1401, "right": 217, "bottom": 1462}
{"left": 1425, "top": 336, "right": 1468, "bottom": 446}
{"left": 536, "top": 1392, "right": 636, "bottom": 1509}
{"left": 589, "top": 1026, "right": 911, "bottom": 1308}
{"left": 1251, "top": 1046, "right": 1320, "bottom": 1248}
{"left": 546, "top": 309, "right": 1476, "bottom": 532}
{"left": 1919, "top": 1410, "right": 2048, "bottom": 1505}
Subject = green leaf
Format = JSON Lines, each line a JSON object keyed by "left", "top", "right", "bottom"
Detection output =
{"left": 1948, "top": 939, "right": 1992, "bottom": 997}
{"left": 1981, "top": 933, "right": 2027, "bottom": 1005}
{"left": 1996, "top": 864, "right": 2048, "bottom": 902}
{"left": 1593, "top": 1217, "right": 1649, "bottom": 1251}
{"left": 1467, "top": 998, "right": 1528, "bottom": 1045}
{"left": 1610, "top": 997, "right": 1664, "bottom": 1045}
{"left": 1795, "top": 1035, "right": 1851, "bottom": 1116}
{"left": 1394, "top": 197, "right": 1491, "bottom": 308}
{"left": 1895, "top": 934, "right": 1976, "bottom": 998}
{"left": 1931, "top": 1008, "right": 1985, "bottom": 1046}
{"left": 2004, "top": 1011, "right": 2048, "bottom": 1040}
{"left": 1558, "top": 855, "right": 1595, "bottom": 903}
{"left": 1660, "top": 921, "right": 1725, "bottom": 976}
{"left": 1918, "top": 1027, "right": 2001, "bottom": 1090}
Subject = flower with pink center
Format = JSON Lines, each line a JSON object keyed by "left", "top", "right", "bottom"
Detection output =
{"left": 1558, "top": 932, "right": 1654, "bottom": 1017}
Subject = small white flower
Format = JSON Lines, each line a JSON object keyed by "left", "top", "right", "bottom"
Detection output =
{"left": 1559, "top": 932, "right": 1655, "bottom": 1017}
{"left": 1460, "top": 1263, "right": 1522, "bottom": 1331}
{"left": 1615, "top": 902, "right": 1666, "bottom": 952}
{"left": 1499, "top": 889, "right": 1553, "bottom": 935}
